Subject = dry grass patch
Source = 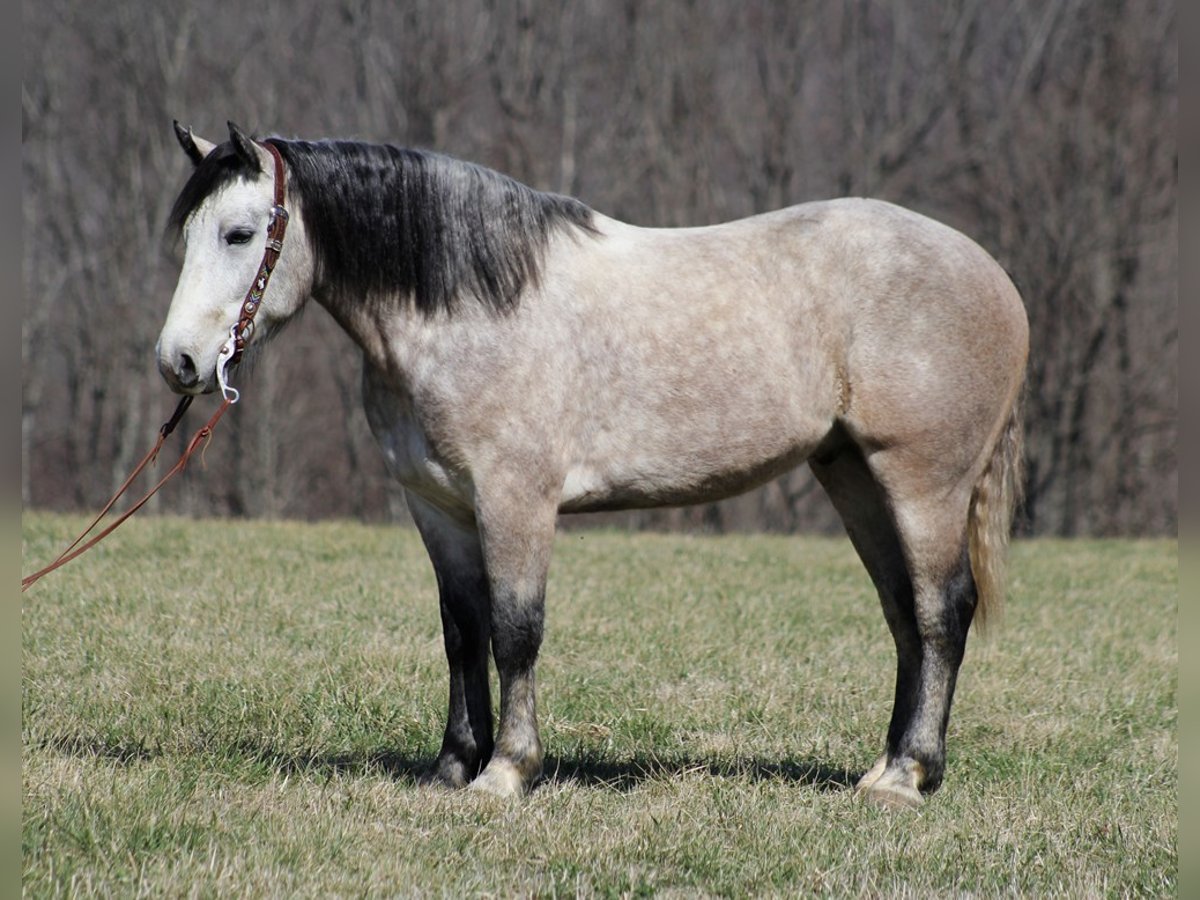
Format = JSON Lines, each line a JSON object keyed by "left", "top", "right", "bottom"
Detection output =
{"left": 23, "top": 514, "right": 1175, "bottom": 896}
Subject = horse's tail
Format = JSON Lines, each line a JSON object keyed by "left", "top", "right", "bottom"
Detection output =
{"left": 968, "top": 386, "right": 1024, "bottom": 629}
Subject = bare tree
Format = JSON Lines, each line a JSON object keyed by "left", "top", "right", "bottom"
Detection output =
{"left": 21, "top": 0, "right": 1176, "bottom": 537}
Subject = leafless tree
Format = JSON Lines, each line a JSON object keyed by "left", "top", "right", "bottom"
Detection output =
{"left": 21, "top": 0, "right": 1176, "bottom": 536}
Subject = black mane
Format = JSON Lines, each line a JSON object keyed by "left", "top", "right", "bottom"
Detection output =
{"left": 167, "top": 138, "right": 596, "bottom": 314}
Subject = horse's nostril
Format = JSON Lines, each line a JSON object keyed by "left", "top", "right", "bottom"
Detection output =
{"left": 178, "top": 353, "right": 198, "bottom": 385}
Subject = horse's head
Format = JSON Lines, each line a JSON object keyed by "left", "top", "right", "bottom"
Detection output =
{"left": 157, "top": 121, "right": 311, "bottom": 395}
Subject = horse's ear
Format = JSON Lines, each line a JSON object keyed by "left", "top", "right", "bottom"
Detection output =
{"left": 173, "top": 120, "right": 215, "bottom": 166}
{"left": 227, "top": 121, "right": 270, "bottom": 173}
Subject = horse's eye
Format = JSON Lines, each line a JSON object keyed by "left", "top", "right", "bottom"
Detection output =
{"left": 225, "top": 229, "right": 254, "bottom": 246}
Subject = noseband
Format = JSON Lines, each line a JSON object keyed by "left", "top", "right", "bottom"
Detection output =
{"left": 216, "top": 141, "right": 290, "bottom": 402}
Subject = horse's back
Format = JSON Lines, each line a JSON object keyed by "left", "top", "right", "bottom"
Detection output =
{"left": 566, "top": 196, "right": 1026, "bottom": 422}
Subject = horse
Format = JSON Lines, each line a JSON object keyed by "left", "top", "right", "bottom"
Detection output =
{"left": 158, "top": 121, "right": 1027, "bottom": 809}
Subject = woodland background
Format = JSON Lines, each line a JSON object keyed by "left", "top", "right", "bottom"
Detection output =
{"left": 21, "top": 0, "right": 1176, "bottom": 536}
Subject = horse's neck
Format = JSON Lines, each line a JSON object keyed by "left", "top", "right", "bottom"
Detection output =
{"left": 316, "top": 288, "right": 486, "bottom": 391}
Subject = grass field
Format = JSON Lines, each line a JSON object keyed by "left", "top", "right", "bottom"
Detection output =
{"left": 22, "top": 512, "right": 1176, "bottom": 897}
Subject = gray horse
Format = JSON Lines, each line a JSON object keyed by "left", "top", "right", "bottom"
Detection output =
{"left": 159, "top": 122, "right": 1027, "bottom": 808}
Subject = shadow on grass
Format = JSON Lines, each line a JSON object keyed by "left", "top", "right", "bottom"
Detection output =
{"left": 36, "top": 732, "right": 430, "bottom": 782}
{"left": 541, "top": 755, "right": 856, "bottom": 792}
{"left": 38, "top": 732, "right": 856, "bottom": 793}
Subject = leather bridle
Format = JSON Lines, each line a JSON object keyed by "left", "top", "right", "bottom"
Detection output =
{"left": 216, "top": 140, "right": 290, "bottom": 402}
{"left": 22, "top": 140, "right": 290, "bottom": 592}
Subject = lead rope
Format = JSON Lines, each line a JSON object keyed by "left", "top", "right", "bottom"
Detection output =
{"left": 22, "top": 140, "right": 288, "bottom": 592}
{"left": 21, "top": 397, "right": 234, "bottom": 592}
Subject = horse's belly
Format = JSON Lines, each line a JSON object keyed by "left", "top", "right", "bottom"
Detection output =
{"left": 555, "top": 356, "right": 837, "bottom": 513}
{"left": 558, "top": 433, "right": 820, "bottom": 514}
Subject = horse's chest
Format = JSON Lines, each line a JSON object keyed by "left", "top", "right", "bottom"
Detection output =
{"left": 361, "top": 374, "right": 467, "bottom": 509}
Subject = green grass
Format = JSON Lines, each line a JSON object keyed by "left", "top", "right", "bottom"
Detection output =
{"left": 22, "top": 513, "right": 1176, "bottom": 896}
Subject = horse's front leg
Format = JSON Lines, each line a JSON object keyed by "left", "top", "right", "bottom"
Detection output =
{"left": 469, "top": 489, "right": 558, "bottom": 798}
{"left": 408, "top": 493, "right": 494, "bottom": 788}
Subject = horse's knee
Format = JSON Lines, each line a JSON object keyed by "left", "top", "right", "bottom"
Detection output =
{"left": 490, "top": 589, "right": 545, "bottom": 672}
{"left": 477, "top": 493, "right": 556, "bottom": 670}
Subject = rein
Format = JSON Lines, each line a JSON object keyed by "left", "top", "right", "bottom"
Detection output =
{"left": 22, "top": 140, "right": 289, "bottom": 593}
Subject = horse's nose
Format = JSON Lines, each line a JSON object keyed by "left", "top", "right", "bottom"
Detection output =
{"left": 178, "top": 352, "right": 198, "bottom": 386}
{"left": 157, "top": 349, "right": 200, "bottom": 392}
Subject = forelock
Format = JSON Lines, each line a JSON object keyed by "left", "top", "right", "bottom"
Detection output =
{"left": 166, "top": 142, "right": 260, "bottom": 239}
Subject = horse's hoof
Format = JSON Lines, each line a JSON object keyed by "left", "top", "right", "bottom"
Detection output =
{"left": 856, "top": 759, "right": 924, "bottom": 810}
{"left": 861, "top": 780, "right": 924, "bottom": 810}
{"left": 854, "top": 755, "right": 889, "bottom": 793}
{"left": 417, "top": 757, "right": 472, "bottom": 790}
{"left": 468, "top": 759, "right": 531, "bottom": 798}
{"left": 416, "top": 771, "right": 461, "bottom": 790}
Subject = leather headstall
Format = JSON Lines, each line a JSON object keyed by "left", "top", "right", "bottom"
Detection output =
{"left": 227, "top": 141, "right": 290, "bottom": 371}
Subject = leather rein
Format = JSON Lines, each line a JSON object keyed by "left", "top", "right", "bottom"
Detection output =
{"left": 22, "top": 141, "right": 289, "bottom": 592}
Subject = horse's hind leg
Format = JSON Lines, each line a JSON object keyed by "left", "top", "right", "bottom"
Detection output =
{"left": 810, "top": 445, "right": 923, "bottom": 806}
{"left": 871, "top": 478, "right": 977, "bottom": 808}
{"left": 408, "top": 494, "right": 494, "bottom": 788}
{"left": 812, "top": 442, "right": 978, "bottom": 809}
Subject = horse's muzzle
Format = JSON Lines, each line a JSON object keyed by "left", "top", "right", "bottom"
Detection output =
{"left": 157, "top": 350, "right": 211, "bottom": 395}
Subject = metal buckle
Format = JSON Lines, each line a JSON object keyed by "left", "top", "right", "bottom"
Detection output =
{"left": 215, "top": 324, "right": 241, "bottom": 404}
